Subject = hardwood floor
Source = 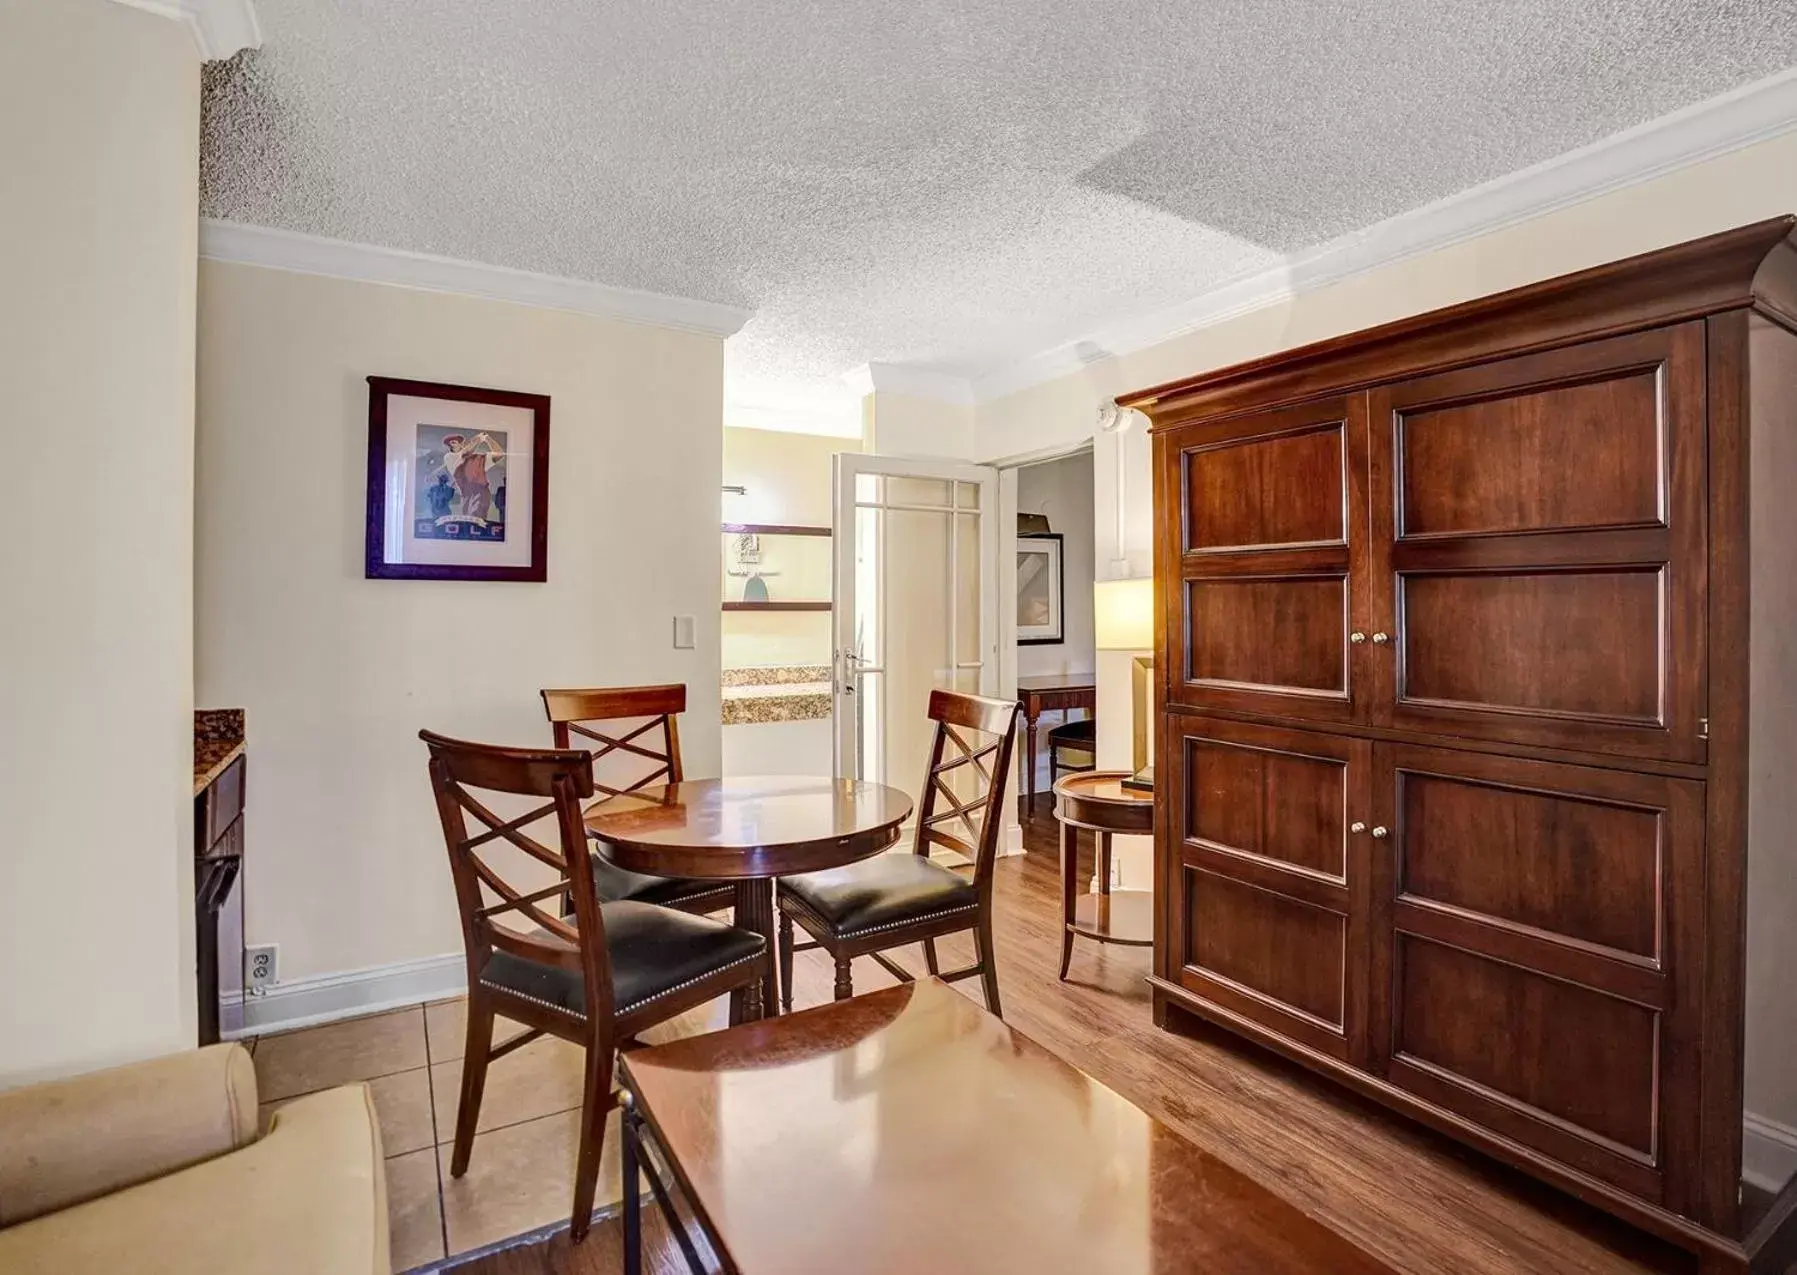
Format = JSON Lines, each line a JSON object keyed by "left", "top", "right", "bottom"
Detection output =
{"left": 447, "top": 799, "right": 1692, "bottom": 1275}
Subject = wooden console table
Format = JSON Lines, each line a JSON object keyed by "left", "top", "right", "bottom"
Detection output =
{"left": 1017, "top": 672, "right": 1095, "bottom": 808}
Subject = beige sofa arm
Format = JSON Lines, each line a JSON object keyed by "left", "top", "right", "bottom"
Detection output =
{"left": 0, "top": 1084, "right": 388, "bottom": 1275}
{"left": 0, "top": 1042, "right": 258, "bottom": 1226}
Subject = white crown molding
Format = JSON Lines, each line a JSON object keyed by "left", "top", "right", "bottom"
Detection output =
{"left": 200, "top": 219, "right": 754, "bottom": 338}
{"left": 108, "top": 0, "right": 262, "bottom": 60}
{"left": 967, "top": 65, "right": 1797, "bottom": 404}
{"left": 842, "top": 361, "right": 975, "bottom": 407}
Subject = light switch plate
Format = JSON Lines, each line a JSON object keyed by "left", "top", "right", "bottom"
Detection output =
{"left": 673, "top": 615, "right": 696, "bottom": 649}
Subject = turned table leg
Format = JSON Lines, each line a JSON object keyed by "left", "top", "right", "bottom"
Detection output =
{"left": 1024, "top": 710, "right": 1040, "bottom": 812}
{"left": 730, "top": 877, "right": 778, "bottom": 1023}
{"left": 1059, "top": 817, "right": 1078, "bottom": 980}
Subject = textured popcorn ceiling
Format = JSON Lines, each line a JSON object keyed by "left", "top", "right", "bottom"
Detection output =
{"left": 202, "top": 1, "right": 1797, "bottom": 412}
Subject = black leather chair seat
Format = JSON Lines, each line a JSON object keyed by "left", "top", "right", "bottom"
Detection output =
{"left": 779, "top": 855, "right": 978, "bottom": 939}
{"left": 591, "top": 852, "right": 725, "bottom": 908}
{"left": 1047, "top": 717, "right": 1095, "bottom": 746}
{"left": 478, "top": 901, "right": 765, "bottom": 1019}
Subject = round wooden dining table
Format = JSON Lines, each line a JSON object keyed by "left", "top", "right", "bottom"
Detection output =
{"left": 584, "top": 775, "right": 913, "bottom": 1022}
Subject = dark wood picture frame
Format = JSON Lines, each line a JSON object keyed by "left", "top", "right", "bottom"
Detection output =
{"left": 1017, "top": 532, "right": 1065, "bottom": 646}
{"left": 365, "top": 376, "right": 551, "bottom": 582}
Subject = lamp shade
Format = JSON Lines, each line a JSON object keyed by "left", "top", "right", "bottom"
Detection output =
{"left": 1094, "top": 577, "right": 1154, "bottom": 650}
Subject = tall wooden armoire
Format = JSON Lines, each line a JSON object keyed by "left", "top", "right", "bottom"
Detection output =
{"left": 1124, "top": 218, "right": 1797, "bottom": 1273}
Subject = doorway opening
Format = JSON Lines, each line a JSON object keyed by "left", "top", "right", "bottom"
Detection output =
{"left": 1008, "top": 446, "right": 1097, "bottom": 819}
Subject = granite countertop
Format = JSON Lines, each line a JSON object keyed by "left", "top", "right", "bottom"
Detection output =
{"left": 195, "top": 708, "right": 245, "bottom": 795}
{"left": 721, "top": 666, "right": 832, "bottom": 725}
{"left": 722, "top": 664, "right": 831, "bottom": 687}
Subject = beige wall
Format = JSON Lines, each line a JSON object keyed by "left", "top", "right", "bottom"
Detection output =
{"left": 865, "top": 391, "right": 976, "bottom": 460}
{"left": 723, "top": 425, "right": 854, "bottom": 526}
{"left": 975, "top": 128, "right": 1797, "bottom": 896}
{"left": 0, "top": 0, "right": 200, "bottom": 1086}
{"left": 722, "top": 426, "right": 855, "bottom": 669}
{"left": 196, "top": 261, "right": 726, "bottom": 984}
{"left": 1746, "top": 315, "right": 1797, "bottom": 1162}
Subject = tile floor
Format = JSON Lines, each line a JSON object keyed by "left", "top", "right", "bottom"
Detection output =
{"left": 247, "top": 963, "right": 902, "bottom": 1272}
{"left": 250, "top": 999, "right": 630, "bottom": 1271}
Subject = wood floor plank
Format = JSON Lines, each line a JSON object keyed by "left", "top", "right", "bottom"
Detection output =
{"left": 444, "top": 802, "right": 1688, "bottom": 1275}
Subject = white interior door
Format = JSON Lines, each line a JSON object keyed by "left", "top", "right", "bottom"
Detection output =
{"left": 832, "top": 455, "right": 1001, "bottom": 797}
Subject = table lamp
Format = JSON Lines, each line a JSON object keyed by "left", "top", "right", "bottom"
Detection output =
{"left": 1094, "top": 577, "right": 1154, "bottom": 792}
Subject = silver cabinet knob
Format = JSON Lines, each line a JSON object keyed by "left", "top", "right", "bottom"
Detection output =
{"left": 1350, "top": 821, "right": 1367, "bottom": 834}
{"left": 1349, "top": 631, "right": 1367, "bottom": 644}
{"left": 1371, "top": 632, "right": 1390, "bottom": 645}
{"left": 1371, "top": 826, "right": 1389, "bottom": 839}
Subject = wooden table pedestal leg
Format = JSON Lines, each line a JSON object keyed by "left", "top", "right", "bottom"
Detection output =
{"left": 731, "top": 877, "right": 777, "bottom": 1024}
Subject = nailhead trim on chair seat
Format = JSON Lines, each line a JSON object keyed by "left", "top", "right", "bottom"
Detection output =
{"left": 479, "top": 947, "right": 766, "bottom": 1020}
{"left": 780, "top": 889, "right": 981, "bottom": 942}
{"left": 840, "top": 902, "right": 978, "bottom": 940}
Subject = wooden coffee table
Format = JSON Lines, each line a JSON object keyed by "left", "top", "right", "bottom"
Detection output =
{"left": 617, "top": 978, "right": 1393, "bottom": 1275}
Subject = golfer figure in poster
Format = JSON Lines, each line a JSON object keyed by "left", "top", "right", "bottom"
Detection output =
{"left": 440, "top": 431, "right": 503, "bottom": 523}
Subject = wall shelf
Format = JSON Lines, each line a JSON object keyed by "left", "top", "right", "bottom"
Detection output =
{"left": 722, "top": 522, "right": 832, "bottom": 537}
{"left": 723, "top": 601, "right": 832, "bottom": 613}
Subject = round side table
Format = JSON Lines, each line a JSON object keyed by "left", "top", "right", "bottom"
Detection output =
{"left": 1052, "top": 771, "right": 1155, "bottom": 980}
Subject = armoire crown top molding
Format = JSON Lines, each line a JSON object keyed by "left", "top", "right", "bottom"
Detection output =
{"left": 107, "top": 0, "right": 261, "bottom": 60}
{"left": 199, "top": 220, "right": 754, "bottom": 339}
{"left": 1119, "top": 215, "right": 1797, "bottom": 426}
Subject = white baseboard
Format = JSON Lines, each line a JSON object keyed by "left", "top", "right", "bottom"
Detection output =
{"left": 1744, "top": 1111, "right": 1797, "bottom": 1194}
{"left": 224, "top": 953, "right": 467, "bottom": 1039}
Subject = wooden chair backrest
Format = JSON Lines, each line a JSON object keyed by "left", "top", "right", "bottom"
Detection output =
{"left": 421, "top": 729, "right": 615, "bottom": 1024}
{"left": 913, "top": 689, "right": 1021, "bottom": 892}
{"left": 540, "top": 684, "right": 686, "bottom": 799}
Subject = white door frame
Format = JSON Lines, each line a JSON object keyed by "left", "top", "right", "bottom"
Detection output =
{"left": 831, "top": 453, "right": 1016, "bottom": 849}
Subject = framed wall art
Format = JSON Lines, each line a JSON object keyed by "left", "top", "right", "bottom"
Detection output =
{"left": 1016, "top": 532, "right": 1065, "bottom": 645}
{"left": 365, "top": 376, "right": 551, "bottom": 582}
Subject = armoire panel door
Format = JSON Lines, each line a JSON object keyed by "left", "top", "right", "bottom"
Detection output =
{"left": 1366, "top": 323, "right": 1707, "bottom": 762}
{"left": 1163, "top": 397, "right": 1372, "bottom": 726}
{"left": 1165, "top": 713, "right": 1372, "bottom": 1064}
{"left": 1367, "top": 741, "right": 1704, "bottom": 1209}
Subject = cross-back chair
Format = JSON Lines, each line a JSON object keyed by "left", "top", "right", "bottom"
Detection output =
{"left": 777, "top": 689, "right": 1020, "bottom": 1015}
{"left": 422, "top": 729, "right": 768, "bottom": 1243}
{"left": 541, "top": 684, "right": 733, "bottom": 917}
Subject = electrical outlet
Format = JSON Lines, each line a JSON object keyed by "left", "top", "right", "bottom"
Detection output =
{"left": 245, "top": 944, "right": 278, "bottom": 996}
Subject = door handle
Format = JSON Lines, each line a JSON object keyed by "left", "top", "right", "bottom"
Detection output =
{"left": 1371, "top": 632, "right": 1390, "bottom": 645}
{"left": 1371, "top": 826, "right": 1389, "bottom": 839}
{"left": 1349, "top": 632, "right": 1367, "bottom": 644}
{"left": 1350, "top": 821, "right": 1367, "bottom": 834}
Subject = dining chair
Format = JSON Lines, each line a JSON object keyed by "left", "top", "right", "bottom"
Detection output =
{"left": 776, "top": 689, "right": 1020, "bottom": 1016}
{"left": 540, "top": 684, "right": 734, "bottom": 917}
{"left": 1046, "top": 716, "right": 1096, "bottom": 788}
{"left": 421, "top": 729, "right": 770, "bottom": 1243}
